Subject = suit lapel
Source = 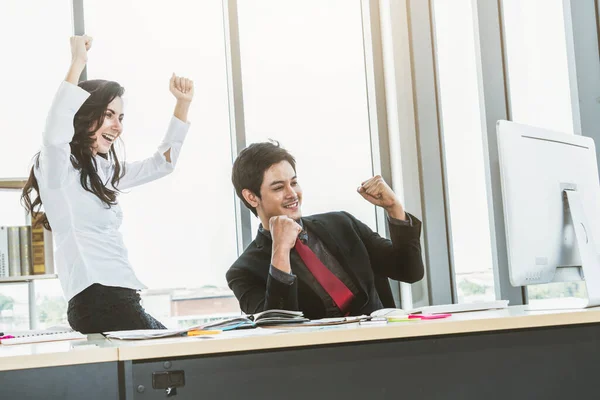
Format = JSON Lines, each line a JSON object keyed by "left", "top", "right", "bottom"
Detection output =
{"left": 254, "top": 228, "right": 270, "bottom": 250}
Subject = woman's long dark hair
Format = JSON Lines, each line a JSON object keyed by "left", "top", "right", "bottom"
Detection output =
{"left": 21, "top": 80, "right": 126, "bottom": 230}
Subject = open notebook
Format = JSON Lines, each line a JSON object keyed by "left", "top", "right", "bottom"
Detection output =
{"left": 0, "top": 326, "right": 87, "bottom": 345}
{"left": 105, "top": 309, "right": 308, "bottom": 340}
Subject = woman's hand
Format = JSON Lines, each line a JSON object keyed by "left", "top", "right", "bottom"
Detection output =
{"left": 70, "top": 35, "right": 92, "bottom": 65}
{"left": 169, "top": 74, "right": 194, "bottom": 103}
{"left": 66, "top": 35, "right": 92, "bottom": 85}
{"left": 170, "top": 74, "right": 194, "bottom": 123}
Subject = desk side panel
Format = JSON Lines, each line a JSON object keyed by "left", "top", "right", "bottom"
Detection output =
{"left": 0, "top": 361, "right": 119, "bottom": 400}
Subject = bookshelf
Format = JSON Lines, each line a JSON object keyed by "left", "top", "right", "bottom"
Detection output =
{"left": 0, "top": 274, "right": 58, "bottom": 283}
{"left": 0, "top": 178, "right": 27, "bottom": 191}
{"left": 0, "top": 177, "right": 57, "bottom": 329}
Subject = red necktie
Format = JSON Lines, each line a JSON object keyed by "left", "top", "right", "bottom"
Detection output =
{"left": 294, "top": 238, "right": 354, "bottom": 313}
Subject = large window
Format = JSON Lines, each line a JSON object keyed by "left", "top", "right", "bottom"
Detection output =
{"left": 238, "top": 0, "right": 377, "bottom": 234}
{"left": 502, "top": 0, "right": 575, "bottom": 134}
{"left": 433, "top": 0, "right": 496, "bottom": 303}
{"left": 502, "top": 0, "right": 585, "bottom": 300}
{"left": 0, "top": 1, "right": 72, "bottom": 177}
{"left": 83, "top": 0, "right": 238, "bottom": 325}
{"left": 0, "top": 0, "right": 73, "bottom": 331}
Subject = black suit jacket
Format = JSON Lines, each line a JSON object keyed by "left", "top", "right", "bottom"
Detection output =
{"left": 226, "top": 211, "right": 425, "bottom": 319}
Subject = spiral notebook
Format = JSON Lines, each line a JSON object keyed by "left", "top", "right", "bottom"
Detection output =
{"left": 0, "top": 326, "right": 87, "bottom": 345}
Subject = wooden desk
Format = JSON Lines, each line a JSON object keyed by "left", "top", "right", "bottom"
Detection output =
{"left": 0, "top": 334, "right": 120, "bottom": 399}
{"left": 114, "top": 306, "right": 600, "bottom": 399}
{"left": 1, "top": 307, "right": 599, "bottom": 399}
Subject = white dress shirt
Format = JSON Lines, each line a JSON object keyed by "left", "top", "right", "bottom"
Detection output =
{"left": 34, "top": 81, "right": 190, "bottom": 301}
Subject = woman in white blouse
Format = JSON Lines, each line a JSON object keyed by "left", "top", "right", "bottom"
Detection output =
{"left": 21, "top": 36, "right": 194, "bottom": 333}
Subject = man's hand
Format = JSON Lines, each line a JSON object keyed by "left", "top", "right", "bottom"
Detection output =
{"left": 358, "top": 175, "right": 406, "bottom": 220}
{"left": 269, "top": 216, "right": 302, "bottom": 273}
{"left": 270, "top": 216, "right": 302, "bottom": 250}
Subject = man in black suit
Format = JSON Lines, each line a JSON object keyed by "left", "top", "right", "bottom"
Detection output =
{"left": 227, "top": 142, "right": 424, "bottom": 319}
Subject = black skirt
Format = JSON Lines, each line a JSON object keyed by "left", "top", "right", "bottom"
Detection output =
{"left": 67, "top": 283, "right": 166, "bottom": 334}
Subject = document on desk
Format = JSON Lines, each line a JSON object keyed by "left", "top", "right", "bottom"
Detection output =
{"left": 275, "top": 316, "right": 369, "bottom": 327}
{"left": 0, "top": 330, "right": 87, "bottom": 345}
{"left": 410, "top": 300, "right": 509, "bottom": 315}
{"left": 105, "top": 327, "right": 288, "bottom": 340}
{"left": 104, "top": 329, "right": 194, "bottom": 340}
{"left": 212, "top": 328, "right": 288, "bottom": 339}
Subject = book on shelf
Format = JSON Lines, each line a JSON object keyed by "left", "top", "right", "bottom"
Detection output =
{"left": 104, "top": 309, "right": 308, "bottom": 340}
{"left": 31, "top": 224, "right": 45, "bottom": 275}
{"left": 19, "top": 226, "right": 32, "bottom": 275}
{"left": 0, "top": 213, "right": 54, "bottom": 278}
{"left": 7, "top": 226, "right": 20, "bottom": 277}
{"left": 0, "top": 178, "right": 55, "bottom": 278}
{"left": 31, "top": 212, "right": 53, "bottom": 275}
{"left": 43, "top": 227, "right": 55, "bottom": 274}
{"left": 0, "top": 226, "right": 8, "bottom": 277}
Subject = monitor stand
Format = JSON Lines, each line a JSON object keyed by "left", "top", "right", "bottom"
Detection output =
{"left": 525, "top": 190, "right": 600, "bottom": 311}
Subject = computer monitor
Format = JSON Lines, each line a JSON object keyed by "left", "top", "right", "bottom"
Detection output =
{"left": 497, "top": 120, "right": 600, "bottom": 308}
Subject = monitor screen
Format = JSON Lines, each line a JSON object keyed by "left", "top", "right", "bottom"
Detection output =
{"left": 497, "top": 120, "right": 600, "bottom": 287}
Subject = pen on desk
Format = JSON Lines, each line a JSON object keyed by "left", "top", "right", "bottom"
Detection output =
{"left": 186, "top": 330, "right": 222, "bottom": 336}
{"left": 359, "top": 317, "right": 387, "bottom": 326}
{"left": 387, "top": 316, "right": 416, "bottom": 322}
